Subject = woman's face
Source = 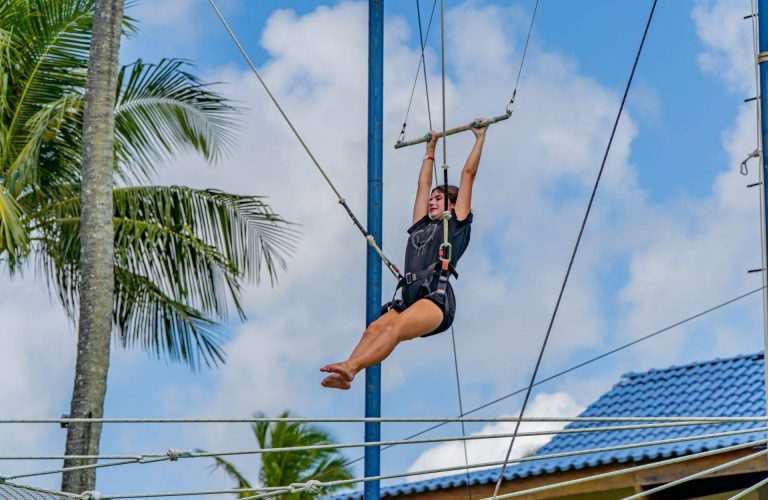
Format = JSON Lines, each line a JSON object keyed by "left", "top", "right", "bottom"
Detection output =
{"left": 429, "top": 190, "right": 455, "bottom": 220}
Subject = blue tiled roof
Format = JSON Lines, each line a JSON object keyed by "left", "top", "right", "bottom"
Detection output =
{"left": 331, "top": 352, "right": 767, "bottom": 499}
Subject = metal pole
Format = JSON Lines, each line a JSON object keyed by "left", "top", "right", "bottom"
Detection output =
{"left": 365, "top": 1, "right": 383, "bottom": 499}
{"left": 758, "top": 0, "right": 768, "bottom": 419}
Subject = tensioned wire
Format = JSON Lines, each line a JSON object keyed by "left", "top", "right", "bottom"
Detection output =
{"left": 487, "top": 439, "right": 768, "bottom": 500}
{"left": 398, "top": 0, "right": 438, "bottom": 145}
{"left": 56, "top": 434, "right": 768, "bottom": 499}
{"left": 4, "top": 419, "right": 745, "bottom": 461}
{"left": 492, "top": 1, "right": 658, "bottom": 496}
{"left": 182, "top": 438, "right": 768, "bottom": 500}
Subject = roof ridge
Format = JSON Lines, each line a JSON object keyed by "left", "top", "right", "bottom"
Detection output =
{"left": 621, "top": 351, "right": 763, "bottom": 380}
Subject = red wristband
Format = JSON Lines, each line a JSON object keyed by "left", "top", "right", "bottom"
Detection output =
{"left": 423, "top": 155, "right": 435, "bottom": 161}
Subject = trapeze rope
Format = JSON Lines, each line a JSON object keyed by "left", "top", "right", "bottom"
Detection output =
{"left": 492, "top": 1, "right": 659, "bottom": 496}
{"left": 207, "top": 0, "right": 403, "bottom": 281}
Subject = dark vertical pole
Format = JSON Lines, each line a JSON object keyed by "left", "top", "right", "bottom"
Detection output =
{"left": 759, "top": 0, "right": 768, "bottom": 425}
{"left": 365, "top": 1, "right": 383, "bottom": 499}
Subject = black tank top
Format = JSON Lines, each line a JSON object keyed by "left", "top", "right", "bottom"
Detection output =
{"left": 401, "top": 211, "right": 473, "bottom": 304}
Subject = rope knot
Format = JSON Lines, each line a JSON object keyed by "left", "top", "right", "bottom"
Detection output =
{"left": 81, "top": 491, "right": 103, "bottom": 500}
{"left": 166, "top": 448, "right": 187, "bottom": 461}
{"left": 289, "top": 480, "right": 322, "bottom": 493}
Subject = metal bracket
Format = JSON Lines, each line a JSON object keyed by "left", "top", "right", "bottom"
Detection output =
{"left": 741, "top": 149, "right": 760, "bottom": 175}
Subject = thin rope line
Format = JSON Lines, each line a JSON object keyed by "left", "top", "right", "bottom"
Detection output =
{"left": 621, "top": 447, "right": 768, "bottom": 500}
{"left": 399, "top": 0, "right": 438, "bottom": 146}
{"left": 9, "top": 413, "right": 768, "bottom": 425}
{"left": 450, "top": 325, "right": 473, "bottom": 499}
{"left": 492, "top": 2, "right": 658, "bottom": 495}
{"left": 46, "top": 437, "right": 767, "bottom": 499}
{"left": 440, "top": 0, "right": 448, "bottom": 176}
{"left": 418, "top": 0, "right": 436, "bottom": 132}
{"left": 506, "top": 0, "right": 540, "bottom": 114}
{"left": 487, "top": 439, "right": 768, "bottom": 500}
{"left": 207, "top": 0, "right": 402, "bottom": 280}
{"left": 6, "top": 420, "right": 742, "bottom": 462}
{"left": 237, "top": 437, "right": 768, "bottom": 500}
{"left": 730, "top": 475, "right": 768, "bottom": 500}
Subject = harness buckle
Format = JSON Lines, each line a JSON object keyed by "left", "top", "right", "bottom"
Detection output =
{"left": 404, "top": 272, "right": 416, "bottom": 285}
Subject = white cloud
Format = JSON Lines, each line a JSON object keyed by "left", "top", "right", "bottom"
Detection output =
{"left": 616, "top": 0, "right": 763, "bottom": 367}
{"left": 693, "top": 0, "right": 755, "bottom": 94}
{"left": 0, "top": 274, "right": 76, "bottom": 488}
{"left": 406, "top": 391, "right": 584, "bottom": 481}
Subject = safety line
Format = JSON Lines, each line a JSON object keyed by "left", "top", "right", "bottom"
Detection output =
{"left": 7, "top": 414, "right": 768, "bottom": 425}
{"left": 487, "top": 438, "right": 768, "bottom": 499}
{"left": 731, "top": 475, "right": 768, "bottom": 500}
{"left": 623, "top": 447, "right": 768, "bottom": 499}
{"left": 505, "top": 0, "right": 540, "bottom": 115}
{"left": 11, "top": 423, "right": 766, "bottom": 489}
{"left": 90, "top": 434, "right": 768, "bottom": 500}
{"left": 9, "top": 427, "right": 768, "bottom": 488}
{"left": 492, "top": 1, "right": 658, "bottom": 496}
{"left": 2, "top": 419, "right": 752, "bottom": 462}
{"left": 398, "top": 0, "right": 438, "bottom": 145}
{"left": 207, "top": 0, "right": 403, "bottom": 281}
{"left": 451, "top": 325, "right": 473, "bottom": 500}
{"left": 243, "top": 437, "right": 768, "bottom": 500}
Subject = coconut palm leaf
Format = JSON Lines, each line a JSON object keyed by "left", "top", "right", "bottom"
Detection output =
{"left": 113, "top": 267, "right": 225, "bottom": 368}
{"left": 0, "top": 184, "right": 29, "bottom": 268}
{"left": 210, "top": 411, "right": 354, "bottom": 499}
{"left": 114, "top": 58, "right": 238, "bottom": 182}
{"left": 31, "top": 185, "right": 296, "bottom": 368}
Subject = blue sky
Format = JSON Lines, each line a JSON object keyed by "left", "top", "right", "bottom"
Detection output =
{"left": 1, "top": 0, "right": 766, "bottom": 497}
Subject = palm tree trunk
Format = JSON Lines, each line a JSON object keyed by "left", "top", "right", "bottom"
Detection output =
{"left": 61, "top": 0, "right": 124, "bottom": 494}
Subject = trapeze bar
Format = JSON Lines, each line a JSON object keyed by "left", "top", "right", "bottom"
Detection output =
{"left": 394, "top": 112, "right": 511, "bottom": 149}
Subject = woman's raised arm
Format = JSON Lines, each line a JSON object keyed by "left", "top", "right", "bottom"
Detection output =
{"left": 454, "top": 119, "right": 487, "bottom": 221}
{"left": 413, "top": 131, "right": 438, "bottom": 224}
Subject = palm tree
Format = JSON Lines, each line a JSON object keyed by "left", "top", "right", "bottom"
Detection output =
{"left": 63, "top": 0, "right": 124, "bottom": 492}
{"left": 210, "top": 412, "right": 354, "bottom": 499}
{"left": 0, "top": 0, "right": 295, "bottom": 492}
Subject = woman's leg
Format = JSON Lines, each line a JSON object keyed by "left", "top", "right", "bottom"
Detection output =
{"left": 321, "top": 299, "right": 443, "bottom": 388}
{"left": 320, "top": 309, "right": 400, "bottom": 389}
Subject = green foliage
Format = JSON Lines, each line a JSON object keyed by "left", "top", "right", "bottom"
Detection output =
{"left": 208, "top": 411, "right": 355, "bottom": 499}
{"left": 0, "top": 0, "right": 296, "bottom": 368}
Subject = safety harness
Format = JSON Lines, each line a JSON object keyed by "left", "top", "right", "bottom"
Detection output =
{"left": 389, "top": 150, "right": 457, "bottom": 313}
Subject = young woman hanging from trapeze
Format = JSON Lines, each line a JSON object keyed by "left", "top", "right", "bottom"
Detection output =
{"left": 321, "top": 119, "right": 488, "bottom": 390}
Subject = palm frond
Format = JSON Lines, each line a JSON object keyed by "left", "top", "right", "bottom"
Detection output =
{"left": 114, "top": 267, "right": 225, "bottom": 369}
{"left": 0, "top": 183, "right": 29, "bottom": 269}
{"left": 114, "top": 59, "right": 239, "bottom": 182}
{"left": 33, "top": 185, "right": 296, "bottom": 368}
{"left": 3, "top": 0, "right": 94, "bottom": 171}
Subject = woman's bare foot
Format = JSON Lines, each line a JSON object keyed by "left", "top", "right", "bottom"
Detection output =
{"left": 321, "top": 373, "right": 351, "bottom": 390}
{"left": 320, "top": 361, "right": 355, "bottom": 382}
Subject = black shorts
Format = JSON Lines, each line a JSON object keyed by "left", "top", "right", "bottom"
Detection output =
{"left": 381, "top": 285, "right": 456, "bottom": 337}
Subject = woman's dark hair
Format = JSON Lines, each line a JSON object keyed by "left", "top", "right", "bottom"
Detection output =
{"left": 431, "top": 184, "right": 459, "bottom": 205}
